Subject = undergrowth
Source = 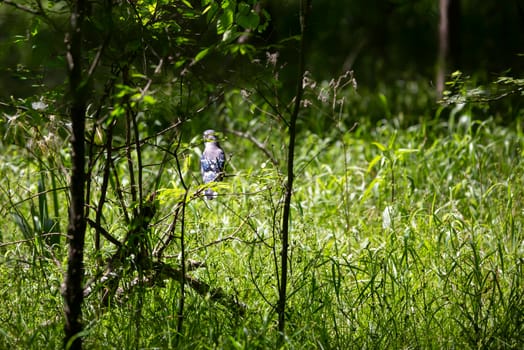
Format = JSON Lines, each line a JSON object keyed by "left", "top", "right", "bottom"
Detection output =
{"left": 1, "top": 115, "right": 523, "bottom": 349}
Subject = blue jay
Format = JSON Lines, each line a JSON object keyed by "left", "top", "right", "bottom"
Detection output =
{"left": 200, "top": 129, "right": 225, "bottom": 199}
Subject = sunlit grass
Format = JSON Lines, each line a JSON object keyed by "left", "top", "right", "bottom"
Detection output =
{"left": 1, "top": 116, "right": 523, "bottom": 348}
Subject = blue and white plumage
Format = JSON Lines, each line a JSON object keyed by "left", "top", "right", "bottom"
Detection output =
{"left": 200, "top": 129, "right": 225, "bottom": 199}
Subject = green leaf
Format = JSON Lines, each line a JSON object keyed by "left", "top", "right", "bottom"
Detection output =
{"left": 372, "top": 142, "right": 387, "bottom": 152}
{"left": 367, "top": 154, "right": 383, "bottom": 173}
{"left": 237, "top": 2, "right": 250, "bottom": 15}
{"left": 362, "top": 176, "right": 382, "bottom": 201}
{"left": 109, "top": 105, "right": 125, "bottom": 120}
{"left": 181, "top": 0, "right": 193, "bottom": 9}
{"left": 237, "top": 4, "right": 259, "bottom": 30}
{"left": 222, "top": 29, "right": 235, "bottom": 42}
{"left": 237, "top": 13, "right": 259, "bottom": 30}
{"left": 13, "top": 213, "right": 33, "bottom": 240}
{"left": 202, "top": 4, "right": 212, "bottom": 15}
{"left": 217, "top": 10, "right": 234, "bottom": 34}
{"left": 395, "top": 148, "right": 419, "bottom": 155}
{"left": 174, "top": 59, "right": 186, "bottom": 68}
{"left": 239, "top": 44, "right": 255, "bottom": 55}
{"left": 142, "top": 95, "right": 157, "bottom": 105}
{"left": 157, "top": 187, "right": 186, "bottom": 204}
{"left": 194, "top": 47, "right": 211, "bottom": 63}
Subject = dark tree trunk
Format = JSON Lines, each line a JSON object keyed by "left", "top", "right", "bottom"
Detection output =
{"left": 63, "top": 0, "right": 87, "bottom": 349}
{"left": 436, "top": 0, "right": 450, "bottom": 97}
{"left": 437, "top": 0, "right": 461, "bottom": 97}
{"left": 277, "top": 0, "right": 311, "bottom": 345}
{"left": 449, "top": 0, "right": 461, "bottom": 69}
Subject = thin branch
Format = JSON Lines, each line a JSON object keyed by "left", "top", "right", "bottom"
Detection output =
{"left": 132, "top": 105, "right": 144, "bottom": 208}
{"left": 172, "top": 131, "right": 189, "bottom": 340}
{"left": 153, "top": 201, "right": 182, "bottom": 260}
{"left": 226, "top": 129, "right": 279, "bottom": 166}
{"left": 95, "top": 115, "right": 115, "bottom": 252}
{"left": 86, "top": 218, "right": 122, "bottom": 247}
{"left": 156, "top": 262, "right": 246, "bottom": 316}
{"left": 186, "top": 217, "right": 250, "bottom": 254}
{"left": 122, "top": 67, "right": 138, "bottom": 215}
{"left": 2, "top": 0, "right": 64, "bottom": 33}
{"left": 0, "top": 233, "right": 65, "bottom": 248}
{"left": 89, "top": 81, "right": 118, "bottom": 254}
{"left": 8, "top": 186, "right": 69, "bottom": 208}
{"left": 110, "top": 156, "right": 130, "bottom": 224}
{"left": 1, "top": 0, "right": 41, "bottom": 15}
{"left": 254, "top": 85, "right": 290, "bottom": 127}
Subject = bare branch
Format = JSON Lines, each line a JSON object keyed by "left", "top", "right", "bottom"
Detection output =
{"left": 156, "top": 262, "right": 246, "bottom": 316}
{"left": 86, "top": 218, "right": 122, "bottom": 247}
{"left": 1, "top": 0, "right": 41, "bottom": 15}
{"left": 0, "top": 233, "right": 65, "bottom": 248}
{"left": 226, "top": 129, "right": 279, "bottom": 166}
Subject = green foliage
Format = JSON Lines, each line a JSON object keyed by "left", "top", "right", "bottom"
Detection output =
{"left": 441, "top": 70, "right": 524, "bottom": 122}
{"left": 1, "top": 0, "right": 523, "bottom": 348}
{"left": 2, "top": 112, "right": 524, "bottom": 348}
{"left": 1, "top": 99, "right": 66, "bottom": 252}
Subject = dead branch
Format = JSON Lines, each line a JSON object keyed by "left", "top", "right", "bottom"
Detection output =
{"left": 227, "top": 129, "right": 279, "bottom": 166}
{"left": 155, "top": 262, "right": 246, "bottom": 316}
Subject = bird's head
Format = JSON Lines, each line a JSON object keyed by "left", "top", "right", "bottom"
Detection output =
{"left": 203, "top": 129, "right": 219, "bottom": 143}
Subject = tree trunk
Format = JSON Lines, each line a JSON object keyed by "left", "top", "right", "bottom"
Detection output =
{"left": 63, "top": 0, "right": 87, "bottom": 349}
{"left": 277, "top": 0, "right": 311, "bottom": 345}
{"left": 449, "top": 0, "right": 461, "bottom": 69}
{"left": 436, "top": 0, "right": 450, "bottom": 97}
{"left": 437, "top": 0, "right": 461, "bottom": 98}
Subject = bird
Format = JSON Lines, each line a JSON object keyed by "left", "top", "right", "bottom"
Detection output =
{"left": 200, "top": 129, "right": 225, "bottom": 199}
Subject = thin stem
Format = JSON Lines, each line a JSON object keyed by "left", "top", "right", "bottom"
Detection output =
{"left": 95, "top": 119, "right": 116, "bottom": 254}
{"left": 122, "top": 66, "right": 138, "bottom": 218}
{"left": 277, "top": 0, "right": 312, "bottom": 345}
{"left": 173, "top": 132, "right": 189, "bottom": 341}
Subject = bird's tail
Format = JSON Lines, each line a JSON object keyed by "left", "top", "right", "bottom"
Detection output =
{"left": 204, "top": 189, "right": 217, "bottom": 200}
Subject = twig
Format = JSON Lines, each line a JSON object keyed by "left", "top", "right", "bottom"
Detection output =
{"left": 172, "top": 131, "right": 189, "bottom": 340}
{"left": 86, "top": 218, "right": 122, "bottom": 247}
{"left": 153, "top": 201, "right": 182, "bottom": 260}
{"left": 156, "top": 262, "right": 246, "bottom": 315}
{"left": 226, "top": 129, "right": 279, "bottom": 166}
{"left": 110, "top": 157, "right": 131, "bottom": 224}
{"left": 186, "top": 221, "right": 248, "bottom": 254}
{"left": 0, "top": 233, "right": 65, "bottom": 248}
{"left": 8, "top": 186, "right": 69, "bottom": 208}
{"left": 1, "top": 0, "right": 41, "bottom": 15}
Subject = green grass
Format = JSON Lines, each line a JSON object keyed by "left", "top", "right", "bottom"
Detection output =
{"left": 1, "top": 115, "right": 523, "bottom": 349}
